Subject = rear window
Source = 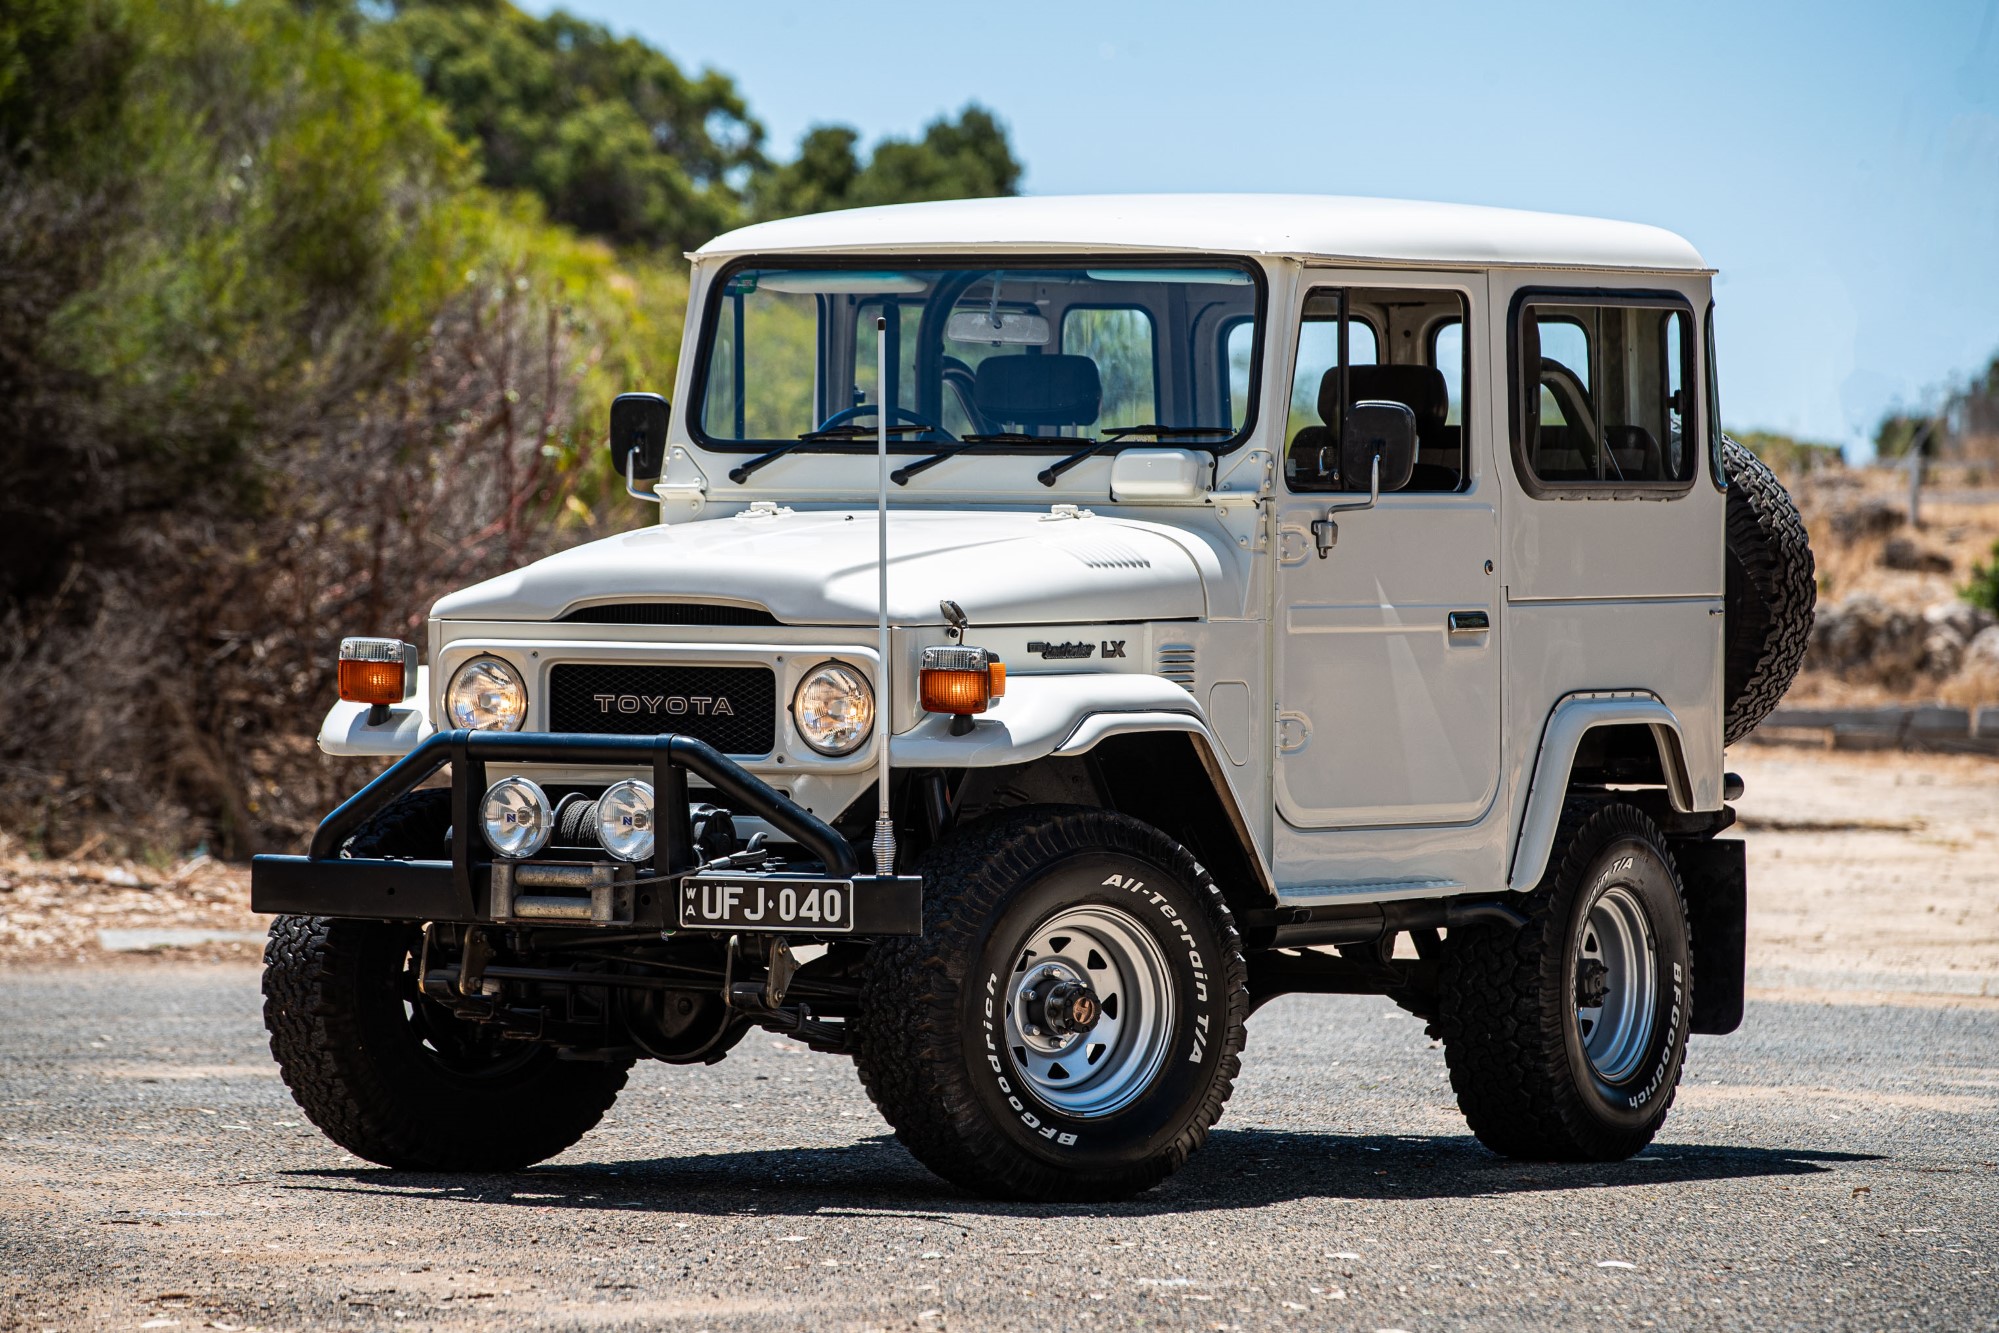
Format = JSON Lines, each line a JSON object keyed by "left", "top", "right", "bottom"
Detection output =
{"left": 1513, "top": 294, "right": 1695, "bottom": 493}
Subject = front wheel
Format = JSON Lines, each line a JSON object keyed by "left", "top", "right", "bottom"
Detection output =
{"left": 852, "top": 807, "right": 1249, "bottom": 1201}
{"left": 1438, "top": 800, "right": 1692, "bottom": 1161}
{"left": 263, "top": 916, "right": 632, "bottom": 1171}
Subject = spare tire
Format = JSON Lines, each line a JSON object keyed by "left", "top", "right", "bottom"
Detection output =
{"left": 1722, "top": 436, "right": 1816, "bottom": 744}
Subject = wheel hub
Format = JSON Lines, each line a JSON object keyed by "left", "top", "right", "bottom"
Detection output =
{"left": 1575, "top": 958, "right": 1610, "bottom": 1010}
{"left": 1574, "top": 882, "right": 1660, "bottom": 1084}
{"left": 1002, "top": 904, "right": 1176, "bottom": 1118}
{"left": 1032, "top": 978, "right": 1101, "bottom": 1037}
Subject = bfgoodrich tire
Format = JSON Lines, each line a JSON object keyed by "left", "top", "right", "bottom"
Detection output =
{"left": 1722, "top": 436, "right": 1816, "bottom": 744}
{"left": 263, "top": 792, "right": 630, "bottom": 1171}
{"left": 852, "top": 806, "right": 1249, "bottom": 1202}
{"left": 1438, "top": 801, "right": 1691, "bottom": 1161}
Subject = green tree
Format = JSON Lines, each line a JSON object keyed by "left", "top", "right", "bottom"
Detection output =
{"left": 363, "top": 0, "right": 764, "bottom": 250}
{"left": 1874, "top": 412, "right": 1938, "bottom": 460}
{"left": 754, "top": 106, "right": 1021, "bottom": 221}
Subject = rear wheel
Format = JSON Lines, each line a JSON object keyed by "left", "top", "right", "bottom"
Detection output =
{"left": 852, "top": 806, "right": 1249, "bottom": 1201}
{"left": 263, "top": 792, "right": 630, "bottom": 1171}
{"left": 1438, "top": 801, "right": 1691, "bottom": 1161}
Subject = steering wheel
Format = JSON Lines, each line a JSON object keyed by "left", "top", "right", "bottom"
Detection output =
{"left": 817, "top": 403, "right": 951, "bottom": 437}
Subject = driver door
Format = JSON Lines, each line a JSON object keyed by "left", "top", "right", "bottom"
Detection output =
{"left": 1273, "top": 272, "right": 1502, "bottom": 829}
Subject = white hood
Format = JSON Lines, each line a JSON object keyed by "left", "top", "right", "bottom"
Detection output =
{"left": 432, "top": 508, "right": 1211, "bottom": 626}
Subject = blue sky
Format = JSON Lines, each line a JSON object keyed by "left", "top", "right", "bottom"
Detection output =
{"left": 543, "top": 0, "right": 1999, "bottom": 456}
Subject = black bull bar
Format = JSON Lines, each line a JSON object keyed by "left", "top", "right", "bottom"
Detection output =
{"left": 250, "top": 730, "right": 919, "bottom": 934}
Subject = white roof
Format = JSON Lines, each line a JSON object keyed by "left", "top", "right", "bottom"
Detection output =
{"left": 696, "top": 194, "right": 1709, "bottom": 273}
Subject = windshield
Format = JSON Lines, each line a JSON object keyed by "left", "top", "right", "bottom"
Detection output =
{"left": 694, "top": 260, "right": 1264, "bottom": 460}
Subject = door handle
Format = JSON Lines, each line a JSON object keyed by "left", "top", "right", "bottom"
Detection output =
{"left": 1447, "top": 611, "right": 1491, "bottom": 634}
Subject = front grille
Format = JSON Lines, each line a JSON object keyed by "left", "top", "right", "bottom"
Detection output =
{"left": 560, "top": 602, "right": 781, "bottom": 626}
{"left": 547, "top": 663, "right": 777, "bottom": 754}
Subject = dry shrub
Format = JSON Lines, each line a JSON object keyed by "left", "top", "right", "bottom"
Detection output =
{"left": 0, "top": 260, "right": 597, "bottom": 857}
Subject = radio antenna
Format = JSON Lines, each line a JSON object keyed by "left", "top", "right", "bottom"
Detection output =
{"left": 871, "top": 316, "right": 897, "bottom": 879}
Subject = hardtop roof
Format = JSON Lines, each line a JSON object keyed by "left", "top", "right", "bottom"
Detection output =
{"left": 695, "top": 194, "right": 1710, "bottom": 274}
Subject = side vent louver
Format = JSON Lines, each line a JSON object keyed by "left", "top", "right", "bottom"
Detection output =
{"left": 1156, "top": 642, "right": 1197, "bottom": 690}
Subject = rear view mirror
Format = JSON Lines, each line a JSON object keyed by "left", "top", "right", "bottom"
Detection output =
{"left": 945, "top": 309, "right": 1050, "bottom": 346}
{"left": 609, "top": 392, "right": 670, "bottom": 484}
{"left": 1342, "top": 400, "right": 1417, "bottom": 493}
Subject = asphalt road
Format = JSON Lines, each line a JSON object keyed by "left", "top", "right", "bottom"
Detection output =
{"left": 1, "top": 965, "right": 1993, "bottom": 1332}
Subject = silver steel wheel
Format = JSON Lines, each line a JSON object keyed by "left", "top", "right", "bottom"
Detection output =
{"left": 1003, "top": 904, "right": 1176, "bottom": 1118}
{"left": 1574, "top": 882, "right": 1659, "bottom": 1082}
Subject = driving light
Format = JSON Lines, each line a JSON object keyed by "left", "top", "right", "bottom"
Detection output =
{"left": 338, "top": 637, "right": 416, "bottom": 707}
{"left": 791, "top": 662, "right": 874, "bottom": 755}
{"left": 446, "top": 657, "right": 527, "bottom": 731}
{"left": 481, "top": 776, "right": 552, "bottom": 858}
{"left": 595, "top": 779, "right": 656, "bottom": 863}
{"left": 919, "top": 645, "right": 1005, "bottom": 715}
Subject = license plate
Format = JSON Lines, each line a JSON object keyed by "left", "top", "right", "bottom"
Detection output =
{"left": 678, "top": 875, "right": 854, "bottom": 934}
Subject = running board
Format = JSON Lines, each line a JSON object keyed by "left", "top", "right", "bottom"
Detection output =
{"left": 1276, "top": 878, "right": 1464, "bottom": 907}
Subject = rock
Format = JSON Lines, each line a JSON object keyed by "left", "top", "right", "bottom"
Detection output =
{"left": 1967, "top": 625, "right": 1999, "bottom": 674}
{"left": 1828, "top": 498, "right": 1904, "bottom": 541}
{"left": 1881, "top": 535, "right": 1954, "bottom": 573}
{"left": 1925, "top": 599, "right": 1996, "bottom": 641}
{"left": 1806, "top": 595, "right": 1926, "bottom": 684}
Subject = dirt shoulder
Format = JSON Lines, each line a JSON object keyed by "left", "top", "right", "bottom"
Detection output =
{"left": 0, "top": 838, "right": 261, "bottom": 966}
{"left": 4, "top": 749, "right": 1994, "bottom": 1002}
{"left": 1730, "top": 741, "right": 1999, "bottom": 1004}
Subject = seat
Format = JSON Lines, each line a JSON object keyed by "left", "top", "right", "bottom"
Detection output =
{"left": 972, "top": 354, "right": 1102, "bottom": 430}
{"left": 1288, "top": 363, "right": 1456, "bottom": 491}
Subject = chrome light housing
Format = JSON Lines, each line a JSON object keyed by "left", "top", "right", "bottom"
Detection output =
{"left": 791, "top": 661, "right": 874, "bottom": 755}
{"left": 480, "top": 776, "right": 552, "bottom": 858}
{"left": 446, "top": 656, "right": 527, "bottom": 732}
{"left": 595, "top": 778, "right": 656, "bottom": 863}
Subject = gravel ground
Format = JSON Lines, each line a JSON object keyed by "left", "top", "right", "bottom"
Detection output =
{"left": 1, "top": 969, "right": 1994, "bottom": 1332}
{"left": 1, "top": 747, "right": 1994, "bottom": 1331}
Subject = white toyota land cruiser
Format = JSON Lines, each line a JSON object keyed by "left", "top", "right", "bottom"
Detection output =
{"left": 254, "top": 195, "right": 1815, "bottom": 1202}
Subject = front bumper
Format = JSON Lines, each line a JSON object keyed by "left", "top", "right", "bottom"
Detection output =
{"left": 250, "top": 729, "right": 921, "bottom": 936}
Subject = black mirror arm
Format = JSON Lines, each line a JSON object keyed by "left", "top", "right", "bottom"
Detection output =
{"left": 1311, "top": 454, "right": 1382, "bottom": 559}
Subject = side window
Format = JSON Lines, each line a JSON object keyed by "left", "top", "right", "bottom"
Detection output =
{"left": 1429, "top": 320, "right": 1464, "bottom": 427}
{"left": 1286, "top": 286, "right": 1469, "bottom": 494}
{"left": 1062, "top": 307, "right": 1157, "bottom": 432}
{"left": 1516, "top": 297, "right": 1694, "bottom": 490}
{"left": 1224, "top": 320, "right": 1254, "bottom": 428}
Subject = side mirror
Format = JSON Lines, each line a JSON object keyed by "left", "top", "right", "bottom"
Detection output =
{"left": 1342, "top": 400, "right": 1417, "bottom": 493}
{"left": 609, "top": 392, "right": 670, "bottom": 485}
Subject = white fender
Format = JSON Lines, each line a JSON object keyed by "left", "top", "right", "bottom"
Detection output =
{"left": 890, "top": 671, "right": 1208, "bottom": 768}
{"left": 317, "top": 667, "right": 435, "bottom": 758}
{"left": 1507, "top": 690, "right": 1694, "bottom": 891}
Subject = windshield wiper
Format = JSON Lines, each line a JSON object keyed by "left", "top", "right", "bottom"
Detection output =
{"left": 891, "top": 433, "right": 1091, "bottom": 485}
{"left": 1099, "top": 424, "right": 1238, "bottom": 440}
{"left": 1036, "top": 424, "right": 1236, "bottom": 486}
{"left": 727, "top": 424, "right": 945, "bottom": 484}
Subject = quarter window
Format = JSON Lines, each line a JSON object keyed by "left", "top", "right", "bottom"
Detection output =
{"left": 1516, "top": 296, "right": 1694, "bottom": 489}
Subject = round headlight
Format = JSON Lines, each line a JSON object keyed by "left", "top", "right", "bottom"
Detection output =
{"left": 481, "top": 776, "right": 552, "bottom": 858}
{"left": 595, "top": 779, "right": 656, "bottom": 863}
{"left": 446, "top": 657, "right": 527, "bottom": 732}
{"left": 791, "top": 662, "right": 874, "bottom": 755}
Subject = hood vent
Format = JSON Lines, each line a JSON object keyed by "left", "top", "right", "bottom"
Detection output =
{"left": 560, "top": 602, "right": 781, "bottom": 627}
{"left": 1157, "top": 642, "right": 1197, "bottom": 689}
{"left": 1066, "top": 539, "right": 1151, "bottom": 570}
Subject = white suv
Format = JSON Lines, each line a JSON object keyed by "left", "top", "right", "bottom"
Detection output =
{"left": 254, "top": 195, "right": 1814, "bottom": 1201}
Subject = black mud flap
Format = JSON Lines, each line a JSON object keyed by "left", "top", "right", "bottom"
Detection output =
{"left": 1673, "top": 837, "right": 1746, "bottom": 1035}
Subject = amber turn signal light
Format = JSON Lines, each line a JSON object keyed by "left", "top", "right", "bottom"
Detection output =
{"left": 338, "top": 637, "right": 417, "bottom": 707}
{"left": 918, "top": 645, "right": 1005, "bottom": 715}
